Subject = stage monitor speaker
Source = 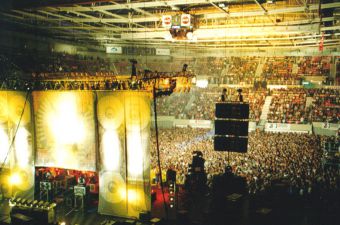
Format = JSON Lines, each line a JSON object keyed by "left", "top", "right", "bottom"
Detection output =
{"left": 215, "top": 102, "right": 249, "bottom": 119}
{"left": 214, "top": 136, "right": 248, "bottom": 153}
{"left": 10, "top": 213, "right": 33, "bottom": 225}
{"left": 121, "top": 220, "right": 136, "bottom": 225}
{"left": 215, "top": 120, "right": 248, "bottom": 136}
{"left": 139, "top": 211, "right": 151, "bottom": 221}
{"left": 100, "top": 220, "right": 119, "bottom": 225}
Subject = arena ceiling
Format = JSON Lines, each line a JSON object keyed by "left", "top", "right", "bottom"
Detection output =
{"left": 0, "top": 0, "right": 340, "bottom": 49}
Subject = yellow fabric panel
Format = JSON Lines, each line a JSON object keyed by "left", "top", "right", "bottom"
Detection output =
{"left": 33, "top": 91, "right": 96, "bottom": 171}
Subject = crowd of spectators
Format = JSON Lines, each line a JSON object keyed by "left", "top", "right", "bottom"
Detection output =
{"left": 185, "top": 87, "right": 220, "bottom": 120}
{"left": 151, "top": 128, "right": 340, "bottom": 195}
{"left": 267, "top": 88, "right": 309, "bottom": 124}
{"left": 155, "top": 87, "right": 339, "bottom": 124}
{"left": 7, "top": 51, "right": 113, "bottom": 76}
{"left": 267, "top": 88, "right": 339, "bottom": 124}
{"left": 156, "top": 87, "right": 267, "bottom": 122}
{"left": 308, "top": 88, "right": 340, "bottom": 122}
{"left": 1, "top": 52, "right": 335, "bottom": 85}
{"left": 1, "top": 52, "right": 339, "bottom": 123}
{"left": 156, "top": 92, "right": 192, "bottom": 118}
{"left": 262, "top": 56, "right": 301, "bottom": 85}
{"left": 194, "top": 58, "right": 225, "bottom": 78}
{"left": 298, "top": 56, "right": 331, "bottom": 76}
{"left": 221, "top": 56, "right": 259, "bottom": 85}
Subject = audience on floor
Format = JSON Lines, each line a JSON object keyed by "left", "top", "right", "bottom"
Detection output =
{"left": 151, "top": 128, "right": 340, "bottom": 196}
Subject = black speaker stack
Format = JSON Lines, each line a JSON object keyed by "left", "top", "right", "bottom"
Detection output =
{"left": 214, "top": 102, "right": 249, "bottom": 153}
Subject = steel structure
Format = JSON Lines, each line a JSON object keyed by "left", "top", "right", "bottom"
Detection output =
{"left": 0, "top": 0, "right": 339, "bottom": 49}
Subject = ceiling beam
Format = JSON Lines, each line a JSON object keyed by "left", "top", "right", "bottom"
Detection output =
{"left": 9, "top": 9, "right": 101, "bottom": 37}
{"left": 48, "top": 0, "right": 236, "bottom": 12}
{"left": 37, "top": 9, "right": 99, "bottom": 28}
{"left": 28, "top": 16, "right": 159, "bottom": 23}
{"left": 110, "top": 0, "right": 155, "bottom": 17}
{"left": 199, "top": 17, "right": 335, "bottom": 28}
{"left": 43, "top": 3, "right": 156, "bottom": 25}
{"left": 0, "top": 12, "right": 88, "bottom": 37}
{"left": 41, "top": 2, "right": 340, "bottom": 23}
{"left": 97, "top": 9, "right": 146, "bottom": 28}
{"left": 96, "top": 33, "right": 335, "bottom": 43}
{"left": 67, "top": 7, "right": 118, "bottom": 28}
{"left": 209, "top": 1, "right": 229, "bottom": 14}
{"left": 133, "top": 7, "right": 155, "bottom": 17}
{"left": 68, "top": 4, "right": 146, "bottom": 28}
{"left": 253, "top": 0, "right": 267, "bottom": 13}
{"left": 205, "top": 2, "right": 340, "bottom": 19}
{"left": 42, "top": 17, "right": 335, "bottom": 31}
{"left": 120, "top": 24, "right": 321, "bottom": 39}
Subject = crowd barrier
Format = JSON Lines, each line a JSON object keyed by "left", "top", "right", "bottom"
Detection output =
{"left": 153, "top": 117, "right": 338, "bottom": 136}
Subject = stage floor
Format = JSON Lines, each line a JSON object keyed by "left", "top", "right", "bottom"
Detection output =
{"left": 0, "top": 200, "right": 155, "bottom": 225}
{"left": 1, "top": 188, "right": 340, "bottom": 225}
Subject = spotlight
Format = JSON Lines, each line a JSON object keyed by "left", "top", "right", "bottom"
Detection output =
{"left": 59, "top": 222, "right": 66, "bottom": 225}
{"left": 186, "top": 32, "right": 193, "bottom": 40}
{"left": 191, "top": 35, "right": 198, "bottom": 42}
{"left": 192, "top": 77, "right": 196, "bottom": 84}
{"left": 163, "top": 78, "right": 169, "bottom": 85}
{"left": 164, "top": 32, "right": 173, "bottom": 41}
{"left": 196, "top": 79, "right": 208, "bottom": 88}
{"left": 9, "top": 173, "right": 22, "bottom": 185}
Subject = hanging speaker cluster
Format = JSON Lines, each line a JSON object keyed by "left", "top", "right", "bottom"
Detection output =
{"left": 214, "top": 102, "right": 249, "bottom": 153}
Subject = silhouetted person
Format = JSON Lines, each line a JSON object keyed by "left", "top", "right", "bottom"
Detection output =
{"left": 237, "top": 88, "right": 243, "bottom": 102}
{"left": 220, "top": 88, "right": 227, "bottom": 102}
{"left": 130, "top": 59, "right": 137, "bottom": 78}
{"left": 182, "top": 64, "right": 188, "bottom": 72}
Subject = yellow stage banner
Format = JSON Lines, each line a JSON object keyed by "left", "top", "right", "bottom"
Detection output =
{"left": 0, "top": 91, "right": 34, "bottom": 200}
{"left": 32, "top": 91, "right": 96, "bottom": 171}
{"left": 98, "top": 91, "right": 151, "bottom": 218}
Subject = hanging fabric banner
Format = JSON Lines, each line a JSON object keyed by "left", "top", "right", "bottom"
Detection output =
{"left": 32, "top": 91, "right": 96, "bottom": 171}
{"left": 98, "top": 91, "right": 151, "bottom": 218}
{"left": 0, "top": 91, "right": 34, "bottom": 200}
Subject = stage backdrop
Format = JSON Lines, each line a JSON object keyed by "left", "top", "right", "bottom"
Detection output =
{"left": 97, "top": 91, "right": 151, "bottom": 218}
{"left": 0, "top": 91, "right": 34, "bottom": 199}
{"left": 32, "top": 91, "right": 96, "bottom": 171}
{"left": 1, "top": 90, "right": 150, "bottom": 217}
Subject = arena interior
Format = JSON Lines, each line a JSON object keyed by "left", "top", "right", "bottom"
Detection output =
{"left": 0, "top": 0, "right": 339, "bottom": 225}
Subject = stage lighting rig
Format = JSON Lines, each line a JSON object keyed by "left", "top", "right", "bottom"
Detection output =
{"left": 162, "top": 14, "right": 198, "bottom": 41}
